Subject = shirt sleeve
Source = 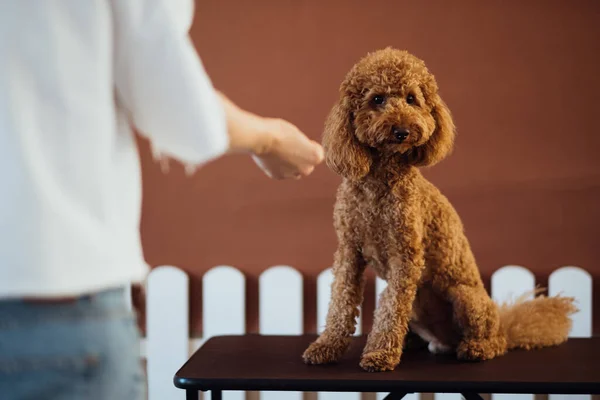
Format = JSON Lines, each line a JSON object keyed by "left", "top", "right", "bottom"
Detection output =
{"left": 109, "top": 0, "right": 229, "bottom": 165}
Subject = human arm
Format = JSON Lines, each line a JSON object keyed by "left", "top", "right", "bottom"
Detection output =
{"left": 110, "top": 0, "right": 322, "bottom": 178}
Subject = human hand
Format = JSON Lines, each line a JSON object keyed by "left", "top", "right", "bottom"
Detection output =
{"left": 251, "top": 118, "right": 324, "bottom": 180}
{"left": 217, "top": 92, "right": 323, "bottom": 179}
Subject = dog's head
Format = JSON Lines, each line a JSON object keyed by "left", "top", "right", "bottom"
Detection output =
{"left": 323, "top": 48, "right": 456, "bottom": 180}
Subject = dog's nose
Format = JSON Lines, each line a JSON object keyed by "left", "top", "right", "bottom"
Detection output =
{"left": 391, "top": 126, "right": 410, "bottom": 142}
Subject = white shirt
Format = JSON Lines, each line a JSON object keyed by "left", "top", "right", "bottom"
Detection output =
{"left": 0, "top": 0, "right": 229, "bottom": 298}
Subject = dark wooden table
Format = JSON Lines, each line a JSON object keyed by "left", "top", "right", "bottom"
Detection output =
{"left": 174, "top": 334, "right": 600, "bottom": 400}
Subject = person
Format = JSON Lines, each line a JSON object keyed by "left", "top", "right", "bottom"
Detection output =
{"left": 0, "top": 1, "right": 324, "bottom": 399}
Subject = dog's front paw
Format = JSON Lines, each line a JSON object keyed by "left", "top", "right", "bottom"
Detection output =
{"left": 302, "top": 337, "right": 349, "bottom": 365}
{"left": 359, "top": 349, "right": 400, "bottom": 372}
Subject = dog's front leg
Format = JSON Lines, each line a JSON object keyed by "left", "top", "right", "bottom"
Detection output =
{"left": 302, "top": 241, "right": 366, "bottom": 365}
{"left": 360, "top": 250, "right": 424, "bottom": 372}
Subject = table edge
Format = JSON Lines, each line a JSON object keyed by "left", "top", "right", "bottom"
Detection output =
{"left": 173, "top": 376, "right": 600, "bottom": 395}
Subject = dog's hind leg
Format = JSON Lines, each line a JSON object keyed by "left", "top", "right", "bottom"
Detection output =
{"left": 442, "top": 283, "right": 508, "bottom": 361}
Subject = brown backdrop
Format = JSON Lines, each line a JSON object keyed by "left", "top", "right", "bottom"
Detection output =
{"left": 137, "top": 0, "right": 600, "bottom": 336}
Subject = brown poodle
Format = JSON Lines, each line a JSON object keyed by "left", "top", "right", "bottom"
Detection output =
{"left": 302, "top": 48, "right": 577, "bottom": 372}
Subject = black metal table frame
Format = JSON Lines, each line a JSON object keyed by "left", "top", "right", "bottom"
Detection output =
{"left": 187, "top": 390, "right": 560, "bottom": 400}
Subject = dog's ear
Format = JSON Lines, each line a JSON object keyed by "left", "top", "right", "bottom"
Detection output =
{"left": 322, "top": 96, "right": 372, "bottom": 179}
{"left": 407, "top": 95, "right": 455, "bottom": 167}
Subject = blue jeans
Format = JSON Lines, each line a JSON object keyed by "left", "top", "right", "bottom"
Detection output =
{"left": 0, "top": 288, "right": 146, "bottom": 399}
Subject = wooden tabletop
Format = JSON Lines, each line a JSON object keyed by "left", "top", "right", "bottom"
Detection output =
{"left": 174, "top": 334, "right": 600, "bottom": 394}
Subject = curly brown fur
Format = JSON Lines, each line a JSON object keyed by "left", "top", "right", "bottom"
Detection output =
{"left": 303, "top": 48, "right": 577, "bottom": 372}
{"left": 498, "top": 288, "right": 578, "bottom": 350}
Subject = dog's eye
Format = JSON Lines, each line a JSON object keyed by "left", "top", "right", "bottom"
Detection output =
{"left": 372, "top": 95, "right": 386, "bottom": 106}
{"left": 406, "top": 94, "right": 416, "bottom": 105}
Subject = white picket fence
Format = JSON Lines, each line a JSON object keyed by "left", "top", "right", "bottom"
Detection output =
{"left": 138, "top": 265, "right": 593, "bottom": 400}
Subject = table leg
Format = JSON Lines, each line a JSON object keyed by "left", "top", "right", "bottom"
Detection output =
{"left": 382, "top": 393, "right": 408, "bottom": 400}
{"left": 462, "top": 393, "right": 484, "bottom": 400}
{"left": 186, "top": 390, "right": 199, "bottom": 400}
{"left": 211, "top": 390, "right": 223, "bottom": 400}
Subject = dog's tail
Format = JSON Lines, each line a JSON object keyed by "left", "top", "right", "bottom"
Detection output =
{"left": 497, "top": 288, "right": 578, "bottom": 351}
